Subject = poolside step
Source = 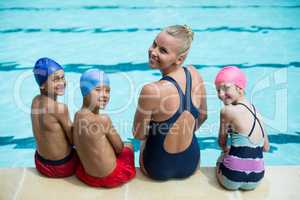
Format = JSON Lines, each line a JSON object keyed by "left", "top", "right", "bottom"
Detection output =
{"left": 0, "top": 166, "right": 299, "bottom": 200}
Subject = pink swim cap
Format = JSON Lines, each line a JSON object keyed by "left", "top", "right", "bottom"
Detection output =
{"left": 215, "top": 66, "right": 247, "bottom": 89}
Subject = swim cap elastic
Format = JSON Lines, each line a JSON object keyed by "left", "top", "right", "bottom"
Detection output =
{"left": 215, "top": 66, "right": 247, "bottom": 89}
{"left": 33, "top": 57, "right": 64, "bottom": 86}
{"left": 80, "top": 69, "right": 110, "bottom": 97}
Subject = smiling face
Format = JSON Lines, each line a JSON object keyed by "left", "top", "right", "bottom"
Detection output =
{"left": 148, "top": 31, "right": 185, "bottom": 70}
{"left": 216, "top": 83, "right": 244, "bottom": 105}
{"left": 41, "top": 70, "right": 66, "bottom": 96}
{"left": 85, "top": 85, "right": 110, "bottom": 110}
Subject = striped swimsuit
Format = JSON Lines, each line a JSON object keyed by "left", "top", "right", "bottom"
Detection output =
{"left": 218, "top": 103, "right": 265, "bottom": 190}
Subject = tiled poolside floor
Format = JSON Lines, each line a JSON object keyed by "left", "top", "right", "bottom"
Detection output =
{"left": 0, "top": 166, "right": 299, "bottom": 200}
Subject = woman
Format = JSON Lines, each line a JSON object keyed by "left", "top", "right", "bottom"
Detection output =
{"left": 133, "top": 25, "right": 207, "bottom": 180}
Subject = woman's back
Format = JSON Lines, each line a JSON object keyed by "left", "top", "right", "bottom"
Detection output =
{"left": 143, "top": 66, "right": 203, "bottom": 180}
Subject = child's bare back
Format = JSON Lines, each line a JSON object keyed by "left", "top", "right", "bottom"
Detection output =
{"left": 221, "top": 103, "right": 267, "bottom": 145}
{"left": 31, "top": 95, "right": 72, "bottom": 160}
{"left": 73, "top": 110, "right": 122, "bottom": 177}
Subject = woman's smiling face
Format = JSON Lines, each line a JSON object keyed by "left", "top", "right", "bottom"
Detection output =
{"left": 148, "top": 31, "right": 183, "bottom": 70}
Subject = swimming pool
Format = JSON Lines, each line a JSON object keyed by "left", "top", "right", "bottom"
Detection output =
{"left": 0, "top": 0, "right": 300, "bottom": 167}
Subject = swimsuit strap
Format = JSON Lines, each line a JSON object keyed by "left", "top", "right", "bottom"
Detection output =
{"left": 160, "top": 75, "right": 185, "bottom": 112}
{"left": 248, "top": 105, "right": 257, "bottom": 137}
{"left": 160, "top": 67, "right": 192, "bottom": 111}
{"left": 235, "top": 102, "right": 265, "bottom": 137}
{"left": 183, "top": 67, "right": 192, "bottom": 110}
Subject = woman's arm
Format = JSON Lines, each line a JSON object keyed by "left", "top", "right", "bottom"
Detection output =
{"left": 188, "top": 66, "right": 207, "bottom": 131}
{"left": 133, "top": 84, "right": 159, "bottom": 140}
{"left": 195, "top": 73, "right": 207, "bottom": 130}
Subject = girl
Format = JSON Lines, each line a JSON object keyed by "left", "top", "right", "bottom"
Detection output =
{"left": 215, "top": 66, "right": 270, "bottom": 190}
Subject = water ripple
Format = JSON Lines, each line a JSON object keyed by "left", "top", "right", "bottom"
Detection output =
{"left": 1, "top": 132, "right": 300, "bottom": 153}
{"left": 1, "top": 26, "right": 300, "bottom": 34}
{"left": 0, "top": 5, "right": 300, "bottom": 11}
{"left": 1, "top": 61, "right": 299, "bottom": 73}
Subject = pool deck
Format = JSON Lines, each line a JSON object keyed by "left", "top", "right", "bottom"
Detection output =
{"left": 0, "top": 166, "right": 299, "bottom": 200}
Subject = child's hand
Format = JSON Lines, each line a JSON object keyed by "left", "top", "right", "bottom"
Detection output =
{"left": 223, "top": 146, "right": 230, "bottom": 154}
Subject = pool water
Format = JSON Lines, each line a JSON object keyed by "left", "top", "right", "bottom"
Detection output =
{"left": 0, "top": 0, "right": 300, "bottom": 167}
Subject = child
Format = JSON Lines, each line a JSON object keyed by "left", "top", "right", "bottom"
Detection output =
{"left": 215, "top": 66, "right": 270, "bottom": 190}
{"left": 31, "top": 57, "right": 77, "bottom": 177}
{"left": 74, "top": 69, "right": 136, "bottom": 188}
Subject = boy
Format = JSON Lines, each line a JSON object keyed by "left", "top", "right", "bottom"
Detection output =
{"left": 74, "top": 69, "right": 135, "bottom": 188}
{"left": 31, "top": 57, "right": 77, "bottom": 177}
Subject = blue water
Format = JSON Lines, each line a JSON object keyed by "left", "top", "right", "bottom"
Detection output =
{"left": 0, "top": 0, "right": 300, "bottom": 167}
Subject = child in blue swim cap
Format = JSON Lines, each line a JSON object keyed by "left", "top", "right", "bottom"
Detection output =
{"left": 73, "top": 69, "right": 136, "bottom": 188}
{"left": 79, "top": 69, "right": 110, "bottom": 109}
{"left": 31, "top": 57, "right": 77, "bottom": 178}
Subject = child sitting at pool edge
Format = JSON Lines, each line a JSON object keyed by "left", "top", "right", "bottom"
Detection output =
{"left": 73, "top": 69, "right": 136, "bottom": 188}
{"left": 31, "top": 57, "right": 77, "bottom": 178}
{"left": 215, "top": 66, "right": 270, "bottom": 190}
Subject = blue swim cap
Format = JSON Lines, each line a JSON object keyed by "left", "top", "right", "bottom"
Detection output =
{"left": 33, "top": 57, "right": 64, "bottom": 86}
{"left": 80, "top": 69, "right": 110, "bottom": 97}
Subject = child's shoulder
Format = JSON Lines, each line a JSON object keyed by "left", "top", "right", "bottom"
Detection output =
{"left": 74, "top": 111, "right": 110, "bottom": 125}
{"left": 31, "top": 95, "right": 42, "bottom": 106}
{"left": 31, "top": 95, "right": 68, "bottom": 114}
{"left": 55, "top": 102, "right": 68, "bottom": 112}
{"left": 221, "top": 104, "right": 234, "bottom": 114}
{"left": 98, "top": 113, "right": 112, "bottom": 126}
{"left": 75, "top": 110, "right": 93, "bottom": 121}
{"left": 220, "top": 104, "right": 239, "bottom": 119}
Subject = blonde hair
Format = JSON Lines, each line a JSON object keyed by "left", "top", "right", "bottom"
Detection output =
{"left": 163, "top": 24, "right": 194, "bottom": 54}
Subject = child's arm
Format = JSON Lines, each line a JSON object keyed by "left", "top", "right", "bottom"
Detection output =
{"left": 218, "top": 108, "right": 230, "bottom": 153}
{"left": 262, "top": 125, "right": 270, "bottom": 152}
{"left": 263, "top": 134, "right": 270, "bottom": 152}
{"left": 258, "top": 114, "right": 270, "bottom": 152}
{"left": 56, "top": 103, "right": 73, "bottom": 144}
{"left": 101, "top": 114, "right": 124, "bottom": 154}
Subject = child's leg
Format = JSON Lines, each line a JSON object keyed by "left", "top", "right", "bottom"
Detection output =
{"left": 116, "top": 144, "right": 136, "bottom": 180}
{"left": 216, "top": 151, "right": 226, "bottom": 166}
{"left": 216, "top": 161, "right": 224, "bottom": 188}
{"left": 215, "top": 152, "right": 240, "bottom": 190}
{"left": 118, "top": 144, "right": 134, "bottom": 166}
{"left": 216, "top": 151, "right": 225, "bottom": 176}
{"left": 240, "top": 182, "right": 260, "bottom": 190}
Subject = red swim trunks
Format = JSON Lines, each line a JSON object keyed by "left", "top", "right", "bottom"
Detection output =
{"left": 76, "top": 147, "right": 136, "bottom": 188}
{"left": 35, "top": 149, "right": 78, "bottom": 178}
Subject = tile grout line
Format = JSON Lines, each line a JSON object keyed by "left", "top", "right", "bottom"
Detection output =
{"left": 124, "top": 183, "right": 129, "bottom": 200}
{"left": 12, "top": 168, "right": 26, "bottom": 200}
{"left": 228, "top": 190, "right": 243, "bottom": 200}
